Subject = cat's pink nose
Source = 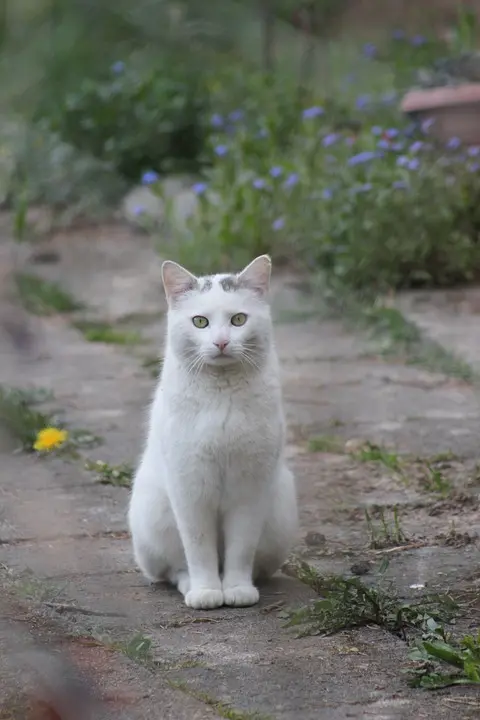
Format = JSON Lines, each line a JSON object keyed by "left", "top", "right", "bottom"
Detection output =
{"left": 214, "top": 340, "right": 229, "bottom": 352}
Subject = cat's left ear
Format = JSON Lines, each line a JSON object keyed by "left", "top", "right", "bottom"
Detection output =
{"left": 237, "top": 255, "right": 271, "bottom": 297}
{"left": 162, "top": 260, "right": 198, "bottom": 303}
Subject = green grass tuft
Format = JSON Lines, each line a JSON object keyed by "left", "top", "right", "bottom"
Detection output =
{"left": 15, "top": 273, "right": 81, "bottom": 315}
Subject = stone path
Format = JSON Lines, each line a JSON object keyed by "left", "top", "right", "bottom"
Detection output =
{"left": 1, "top": 220, "right": 479, "bottom": 719}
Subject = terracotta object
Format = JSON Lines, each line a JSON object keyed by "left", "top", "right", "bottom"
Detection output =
{"left": 401, "top": 83, "right": 480, "bottom": 145}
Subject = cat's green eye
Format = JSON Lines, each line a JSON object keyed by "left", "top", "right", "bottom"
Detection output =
{"left": 231, "top": 313, "right": 247, "bottom": 327}
{"left": 192, "top": 315, "right": 209, "bottom": 329}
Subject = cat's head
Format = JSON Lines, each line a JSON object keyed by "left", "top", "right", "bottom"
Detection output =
{"left": 162, "top": 255, "right": 273, "bottom": 370}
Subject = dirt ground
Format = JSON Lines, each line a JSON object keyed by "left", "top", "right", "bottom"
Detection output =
{"left": 0, "top": 220, "right": 479, "bottom": 719}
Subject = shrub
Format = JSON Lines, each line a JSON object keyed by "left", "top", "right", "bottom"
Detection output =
{"left": 157, "top": 84, "right": 480, "bottom": 293}
{"left": 39, "top": 58, "right": 210, "bottom": 181}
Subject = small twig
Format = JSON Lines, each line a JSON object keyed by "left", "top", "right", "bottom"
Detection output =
{"left": 373, "top": 541, "right": 427, "bottom": 555}
{"left": 261, "top": 600, "right": 286, "bottom": 614}
{"left": 44, "top": 602, "right": 126, "bottom": 618}
{"left": 444, "top": 697, "right": 480, "bottom": 707}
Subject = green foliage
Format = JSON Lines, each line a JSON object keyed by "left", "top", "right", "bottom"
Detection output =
{"left": 41, "top": 60, "right": 210, "bottom": 181}
{"left": 15, "top": 273, "right": 81, "bottom": 315}
{"left": 84, "top": 459, "right": 133, "bottom": 488}
{"left": 408, "top": 628, "right": 480, "bottom": 689}
{"left": 0, "top": 386, "right": 55, "bottom": 451}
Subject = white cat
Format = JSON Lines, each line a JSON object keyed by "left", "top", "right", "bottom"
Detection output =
{"left": 128, "top": 255, "right": 297, "bottom": 610}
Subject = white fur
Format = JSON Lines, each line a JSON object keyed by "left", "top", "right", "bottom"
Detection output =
{"left": 128, "top": 255, "right": 297, "bottom": 609}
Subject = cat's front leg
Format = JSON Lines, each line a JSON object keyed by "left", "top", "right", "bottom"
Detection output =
{"left": 221, "top": 497, "right": 268, "bottom": 607}
{"left": 167, "top": 466, "right": 223, "bottom": 610}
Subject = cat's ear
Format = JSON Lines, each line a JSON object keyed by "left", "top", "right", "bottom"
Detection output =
{"left": 161, "top": 260, "right": 198, "bottom": 303}
{"left": 237, "top": 255, "right": 271, "bottom": 297}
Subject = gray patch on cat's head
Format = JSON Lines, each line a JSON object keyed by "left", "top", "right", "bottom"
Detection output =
{"left": 199, "top": 277, "right": 213, "bottom": 293}
{"left": 219, "top": 275, "right": 241, "bottom": 292}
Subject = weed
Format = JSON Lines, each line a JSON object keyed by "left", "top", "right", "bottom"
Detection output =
{"left": 422, "top": 464, "right": 452, "bottom": 498}
{"left": 168, "top": 679, "right": 272, "bottom": 720}
{"left": 307, "top": 435, "right": 344, "bottom": 453}
{"left": 122, "top": 633, "right": 153, "bottom": 663}
{"left": 74, "top": 320, "right": 142, "bottom": 345}
{"left": 287, "top": 560, "right": 457, "bottom": 641}
{"left": 365, "top": 506, "right": 408, "bottom": 549}
{"left": 355, "top": 442, "right": 401, "bottom": 472}
{"left": 0, "top": 385, "right": 56, "bottom": 451}
{"left": 15, "top": 273, "right": 81, "bottom": 315}
{"left": 142, "top": 355, "right": 163, "bottom": 378}
{"left": 408, "top": 628, "right": 480, "bottom": 689}
{"left": 69, "top": 429, "right": 103, "bottom": 449}
{"left": 84, "top": 459, "right": 133, "bottom": 488}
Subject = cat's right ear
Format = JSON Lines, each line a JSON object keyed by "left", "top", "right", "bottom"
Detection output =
{"left": 161, "top": 261, "right": 198, "bottom": 303}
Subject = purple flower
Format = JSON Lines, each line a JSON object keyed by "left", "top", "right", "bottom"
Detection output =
{"left": 355, "top": 95, "right": 371, "bottom": 110}
{"left": 468, "top": 146, "right": 480, "bottom": 157}
{"left": 385, "top": 128, "right": 399, "bottom": 139}
{"left": 322, "top": 188, "right": 333, "bottom": 200}
{"left": 409, "top": 141, "right": 424, "bottom": 153}
{"left": 214, "top": 144, "right": 228, "bottom": 156}
{"left": 411, "top": 35, "right": 426, "bottom": 47}
{"left": 211, "top": 113, "right": 223, "bottom": 128}
{"left": 363, "top": 43, "right": 377, "bottom": 58}
{"left": 302, "top": 106, "right": 324, "bottom": 119}
{"left": 391, "top": 142, "right": 405, "bottom": 152}
{"left": 396, "top": 155, "right": 409, "bottom": 167}
{"left": 272, "top": 217, "right": 285, "bottom": 231}
{"left": 468, "top": 162, "right": 480, "bottom": 172}
{"left": 192, "top": 182, "right": 207, "bottom": 195}
{"left": 111, "top": 61, "right": 125, "bottom": 74}
{"left": 253, "top": 178, "right": 266, "bottom": 189}
{"left": 269, "top": 166, "right": 283, "bottom": 178}
{"left": 371, "top": 126, "right": 383, "bottom": 136}
{"left": 347, "top": 151, "right": 381, "bottom": 166}
{"left": 229, "top": 109, "right": 244, "bottom": 122}
{"left": 377, "top": 139, "right": 391, "bottom": 150}
{"left": 392, "top": 29, "right": 405, "bottom": 40}
{"left": 345, "top": 137, "right": 355, "bottom": 147}
{"left": 284, "top": 172, "right": 299, "bottom": 189}
{"left": 133, "top": 205, "right": 145, "bottom": 216}
{"left": 421, "top": 117, "right": 435, "bottom": 133}
{"left": 393, "top": 180, "right": 408, "bottom": 189}
{"left": 352, "top": 183, "right": 373, "bottom": 194}
{"left": 322, "top": 133, "right": 339, "bottom": 147}
{"left": 141, "top": 170, "right": 159, "bottom": 185}
{"left": 446, "top": 137, "right": 461, "bottom": 150}
{"left": 407, "top": 158, "right": 420, "bottom": 171}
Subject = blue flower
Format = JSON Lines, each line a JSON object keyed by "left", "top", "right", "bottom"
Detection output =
{"left": 447, "top": 137, "right": 461, "bottom": 150}
{"left": 133, "top": 205, "right": 145, "bottom": 216}
{"left": 409, "top": 141, "right": 424, "bottom": 153}
{"left": 272, "top": 217, "right": 285, "bottom": 231}
{"left": 347, "top": 151, "right": 381, "bottom": 166}
{"left": 141, "top": 170, "right": 159, "bottom": 185}
{"left": 322, "top": 188, "right": 333, "bottom": 200}
{"left": 392, "top": 29, "right": 405, "bottom": 40}
{"left": 396, "top": 155, "right": 409, "bottom": 167}
{"left": 385, "top": 128, "right": 399, "bottom": 139}
{"left": 363, "top": 43, "right": 377, "bottom": 58}
{"left": 407, "top": 158, "right": 420, "bottom": 171}
{"left": 377, "top": 139, "right": 391, "bottom": 150}
{"left": 192, "top": 182, "right": 207, "bottom": 195}
{"left": 111, "top": 61, "right": 125, "bottom": 74}
{"left": 229, "top": 109, "right": 244, "bottom": 122}
{"left": 371, "top": 126, "right": 383, "bottom": 136}
{"left": 468, "top": 146, "right": 480, "bottom": 157}
{"left": 210, "top": 113, "right": 223, "bottom": 128}
{"left": 253, "top": 178, "right": 266, "bottom": 189}
{"left": 468, "top": 162, "right": 480, "bottom": 172}
{"left": 411, "top": 35, "right": 426, "bottom": 47}
{"left": 355, "top": 95, "right": 371, "bottom": 110}
{"left": 421, "top": 117, "right": 435, "bottom": 133}
{"left": 391, "top": 142, "right": 405, "bottom": 152}
{"left": 284, "top": 172, "right": 299, "bottom": 189}
{"left": 322, "top": 133, "right": 339, "bottom": 147}
{"left": 302, "top": 106, "right": 324, "bottom": 119}
{"left": 392, "top": 180, "right": 408, "bottom": 189}
{"left": 269, "top": 166, "right": 283, "bottom": 178}
{"left": 214, "top": 144, "right": 228, "bottom": 156}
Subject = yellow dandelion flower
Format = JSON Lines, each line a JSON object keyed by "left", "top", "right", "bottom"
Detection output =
{"left": 33, "top": 427, "right": 68, "bottom": 452}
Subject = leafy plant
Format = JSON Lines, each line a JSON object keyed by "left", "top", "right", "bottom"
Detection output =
{"left": 85, "top": 459, "right": 133, "bottom": 488}
{"left": 365, "top": 506, "right": 407, "bottom": 549}
{"left": 15, "top": 273, "right": 81, "bottom": 315}
{"left": 408, "top": 630, "right": 480, "bottom": 689}
{"left": 0, "top": 385, "right": 56, "bottom": 451}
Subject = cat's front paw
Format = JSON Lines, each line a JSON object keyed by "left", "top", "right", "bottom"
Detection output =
{"left": 222, "top": 584, "right": 259, "bottom": 607}
{"left": 185, "top": 588, "right": 224, "bottom": 610}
